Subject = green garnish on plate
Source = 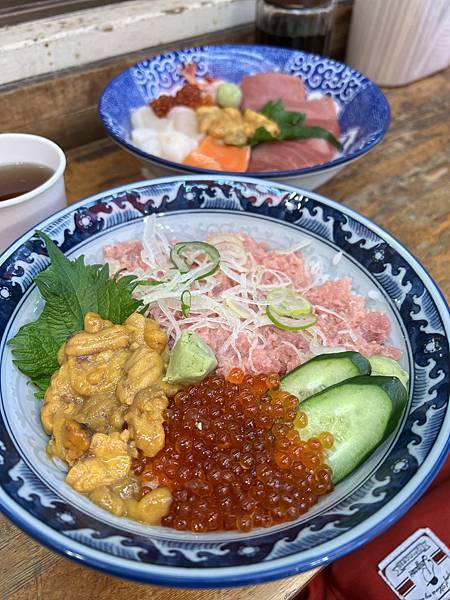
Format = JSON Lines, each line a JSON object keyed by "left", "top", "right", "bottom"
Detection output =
{"left": 7, "top": 231, "right": 142, "bottom": 398}
{"left": 170, "top": 241, "right": 220, "bottom": 279}
{"left": 249, "top": 99, "right": 341, "bottom": 150}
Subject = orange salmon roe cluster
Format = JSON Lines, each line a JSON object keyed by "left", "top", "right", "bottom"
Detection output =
{"left": 133, "top": 371, "right": 333, "bottom": 532}
{"left": 150, "top": 83, "right": 214, "bottom": 117}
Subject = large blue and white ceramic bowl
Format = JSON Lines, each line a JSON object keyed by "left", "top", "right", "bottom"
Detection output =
{"left": 0, "top": 176, "right": 448, "bottom": 588}
{"left": 98, "top": 44, "right": 390, "bottom": 190}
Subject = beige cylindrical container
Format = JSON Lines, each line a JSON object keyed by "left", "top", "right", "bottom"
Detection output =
{"left": 346, "top": 0, "right": 450, "bottom": 86}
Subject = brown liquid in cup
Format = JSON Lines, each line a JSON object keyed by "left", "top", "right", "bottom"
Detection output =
{"left": 0, "top": 162, "right": 54, "bottom": 202}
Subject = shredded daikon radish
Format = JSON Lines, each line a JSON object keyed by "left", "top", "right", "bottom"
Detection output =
{"left": 314, "top": 305, "right": 347, "bottom": 321}
{"left": 276, "top": 240, "right": 311, "bottom": 254}
{"left": 104, "top": 223, "right": 365, "bottom": 374}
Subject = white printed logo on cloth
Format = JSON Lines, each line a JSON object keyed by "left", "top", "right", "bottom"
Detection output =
{"left": 378, "top": 528, "right": 450, "bottom": 600}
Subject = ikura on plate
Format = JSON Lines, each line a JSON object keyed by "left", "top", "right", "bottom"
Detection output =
{"left": 134, "top": 371, "right": 334, "bottom": 533}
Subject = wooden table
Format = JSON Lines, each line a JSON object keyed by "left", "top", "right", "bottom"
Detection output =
{"left": 1, "top": 67, "right": 449, "bottom": 600}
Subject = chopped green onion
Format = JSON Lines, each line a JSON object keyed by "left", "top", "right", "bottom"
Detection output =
{"left": 266, "top": 305, "right": 316, "bottom": 331}
{"left": 181, "top": 290, "right": 192, "bottom": 317}
{"left": 137, "top": 279, "right": 165, "bottom": 286}
{"left": 267, "top": 288, "right": 312, "bottom": 317}
{"left": 170, "top": 241, "right": 220, "bottom": 280}
{"left": 137, "top": 304, "right": 149, "bottom": 315}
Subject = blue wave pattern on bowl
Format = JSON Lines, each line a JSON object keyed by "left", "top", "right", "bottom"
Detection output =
{"left": 0, "top": 178, "right": 448, "bottom": 587}
{"left": 98, "top": 45, "right": 390, "bottom": 177}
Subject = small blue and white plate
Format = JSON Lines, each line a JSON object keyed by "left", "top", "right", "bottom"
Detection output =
{"left": 98, "top": 44, "right": 390, "bottom": 190}
{"left": 0, "top": 176, "right": 448, "bottom": 588}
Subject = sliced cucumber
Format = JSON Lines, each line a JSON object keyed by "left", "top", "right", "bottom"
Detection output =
{"left": 280, "top": 351, "right": 371, "bottom": 401}
{"left": 297, "top": 375, "right": 407, "bottom": 483}
{"left": 369, "top": 355, "right": 409, "bottom": 388}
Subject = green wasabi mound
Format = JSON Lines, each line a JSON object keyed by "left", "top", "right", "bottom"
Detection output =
{"left": 164, "top": 330, "right": 218, "bottom": 385}
{"left": 369, "top": 355, "right": 409, "bottom": 388}
{"left": 216, "top": 82, "right": 242, "bottom": 108}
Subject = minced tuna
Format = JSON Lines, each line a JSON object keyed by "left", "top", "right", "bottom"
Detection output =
{"left": 103, "top": 234, "right": 400, "bottom": 375}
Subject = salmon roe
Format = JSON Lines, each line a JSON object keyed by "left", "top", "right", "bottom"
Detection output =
{"left": 150, "top": 83, "right": 214, "bottom": 117}
{"left": 132, "top": 371, "right": 333, "bottom": 532}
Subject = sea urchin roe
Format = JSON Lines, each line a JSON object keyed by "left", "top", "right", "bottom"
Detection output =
{"left": 133, "top": 371, "right": 333, "bottom": 532}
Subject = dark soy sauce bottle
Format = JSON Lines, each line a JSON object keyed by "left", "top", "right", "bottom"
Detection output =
{"left": 255, "top": 0, "right": 336, "bottom": 56}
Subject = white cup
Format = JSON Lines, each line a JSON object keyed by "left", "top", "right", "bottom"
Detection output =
{"left": 0, "top": 133, "right": 67, "bottom": 252}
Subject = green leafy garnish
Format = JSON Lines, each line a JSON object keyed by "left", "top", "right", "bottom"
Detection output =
{"left": 249, "top": 99, "right": 341, "bottom": 150}
{"left": 181, "top": 289, "right": 192, "bottom": 318}
{"left": 7, "top": 231, "right": 143, "bottom": 398}
{"left": 136, "top": 279, "right": 165, "bottom": 286}
{"left": 260, "top": 100, "right": 306, "bottom": 137}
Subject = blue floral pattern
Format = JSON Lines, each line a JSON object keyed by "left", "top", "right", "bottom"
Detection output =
{"left": 0, "top": 177, "right": 448, "bottom": 587}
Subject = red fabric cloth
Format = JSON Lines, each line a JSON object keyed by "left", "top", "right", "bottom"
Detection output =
{"left": 301, "top": 457, "right": 450, "bottom": 600}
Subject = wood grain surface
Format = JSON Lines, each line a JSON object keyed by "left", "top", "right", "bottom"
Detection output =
{"left": 0, "top": 66, "right": 449, "bottom": 600}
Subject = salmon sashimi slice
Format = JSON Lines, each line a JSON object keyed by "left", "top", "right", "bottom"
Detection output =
{"left": 184, "top": 136, "right": 250, "bottom": 172}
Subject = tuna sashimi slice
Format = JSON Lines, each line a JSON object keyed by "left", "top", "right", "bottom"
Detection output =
{"left": 249, "top": 138, "right": 337, "bottom": 172}
{"left": 241, "top": 72, "right": 306, "bottom": 111}
{"left": 287, "top": 97, "right": 340, "bottom": 136}
{"left": 241, "top": 72, "right": 340, "bottom": 172}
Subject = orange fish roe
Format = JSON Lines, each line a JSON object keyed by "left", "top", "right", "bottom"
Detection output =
{"left": 150, "top": 83, "right": 214, "bottom": 117}
{"left": 133, "top": 371, "right": 333, "bottom": 532}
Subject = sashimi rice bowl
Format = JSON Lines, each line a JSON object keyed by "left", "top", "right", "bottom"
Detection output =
{"left": 7, "top": 211, "right": 409, "bottom": 534}
{"left": 99, "top": 45, "right": 391, "bottom": 188}
{"left": 2, "top": 175, "right": 449, "bottom": 587}
{"left": 129, "top": 68, "right": 341, "bottom": 174}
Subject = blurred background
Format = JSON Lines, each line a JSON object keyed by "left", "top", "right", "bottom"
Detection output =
{"left": 2, "top": 0, "right": 448, "bottom": 154}
{"left": 0, "top": 0, "right": 356, "bottom": 151}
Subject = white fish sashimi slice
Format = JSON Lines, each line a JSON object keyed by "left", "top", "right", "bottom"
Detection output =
{"left": 159, "top": 130, "right": 199, "bottom": 163}
{"left": 131, "top": 106, "right": 172, "bottom": 131}
{"left": 131, "top": 106, "right": 158, "bottom": 129}
{"left": 131, "top": 128, "right": 157, "bottom": 146}
{"left": 140, "top": 136, "right": 164, "bottom": 157}
{"left": 131, "top": 105, "right": 202, "bottom": 161}
{"left": 150, "top": 117, "right": 172, "bottom": 132}
{"left": 131, "top": 128, "right": 163, "bottom": 156}
{"left": 167, "top": 106, "right": 201, "bottom": 139}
